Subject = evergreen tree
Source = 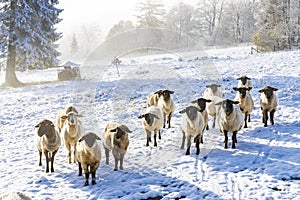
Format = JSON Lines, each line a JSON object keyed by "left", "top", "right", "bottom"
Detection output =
{"left": 71, "top": 33, "right": 79, "bottom": 55}
{"left": 136, "top": 0, "right": 166, "bottom": 28}
{"left": 0, "top": 0, "right": 62, "bottom": 87}
{"left": 106, "top": 20, "right": 135, "bottom": 39}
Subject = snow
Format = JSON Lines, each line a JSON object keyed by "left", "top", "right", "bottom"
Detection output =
{"left": 1, "top": 46, "right": 300, "bottom": 199}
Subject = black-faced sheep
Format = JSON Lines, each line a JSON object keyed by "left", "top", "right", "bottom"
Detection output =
{"left": 102, "top": 123, "right": 131, "bottom": 171}
{"left": 233, "top": 87, "right": 254, "bottom": 128}
{"left": 76, "top": 132, "right": 101, "bottom": 186}
{"left": 147, "top": 90, "right": 162, "bottom": 107}
{"left": 157, "top": 90, "right": 176, "bottom": 128}
{"left": 215, "top": 99, "right": 243, "bottom": 149}
{"left": 61, "top": 111, "right": 84, "bottom": 163}
{"left": 179, "top": 105, "right": 204, "bottom": 155}
{"left": 35, "top": 119, "right": 61, "bottom": 173}
{"left": 138, "top": 105, "right": 164, "bottom": 147}
{"left": 237, "top": 76, "right": 252, "bottom": 88}
{"left": 259, "top": 86, "right": 278, "bottom": 127}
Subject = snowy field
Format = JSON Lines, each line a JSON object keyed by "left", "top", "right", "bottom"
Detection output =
{"left": 0, "top": 46, "right": 300, "bottom": 199}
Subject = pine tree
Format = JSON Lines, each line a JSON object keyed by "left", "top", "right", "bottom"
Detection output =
{"left": 0, "top": 0, "right": 62, "bottom": 87}
{"left": 71, "top": 33, "right": 79, "bottom": 55}
{"left": 136, "top": 0, "right": 166, "bottom": 28}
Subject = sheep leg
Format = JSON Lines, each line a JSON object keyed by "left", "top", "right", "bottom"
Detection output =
{"left": 145, "top": 130, "right": 151, "bottom": 146}
{"left": 78, "top": 162, "right": 82, "bottom": 176}
{"left": 232, "top": 131, "right": 237, "bottom": 149}
{"left": 84, "top": 171, "right": 89, "bottom": 186}
{"left": 104, "top": 147, "right": 110, "bottom": 164}
{"left": 248, "top": 114, "right": 251, "bottom": 122}
{"left": 163, "top": 113, "right": 166, "bottom": 128}
{"left": 153, "top": 131, "right": 157, "bottom": 147}
{"left": 91, "top": 163, "right": 99, "bottom": 184}
{"left": 244, "top": 113, "right": 248, "bottom": 128}
{"left": 91, "top": 171, "right": 96, "bottom": 185}
{"left": 224, "top": 131, "right": 228, "bottom": 149}
{"left": 119, "top": 154, "right": 124, "bottom": 170}
{"left": 158, "top": 129, "right": 161, "bottom": 140}
{"left": 114, "top": 157, "right": 119, "bottom": 171}
{"left": 66, "top": 143, "right": 72, "bottom": 164}
{"left": 180, "top": 130, "right": 186, "bottom": 149}
{"left": 50, "top": 150, "right": 57, "bottom": 173}
{"left": 185, "top": 135, "right": 192, "bottom": 155}
{"left": 206, "top": 124, "right": 209, "bottom": 130}
{"left": 38, "top": 150, "right": 42, "bottom": 166}
{"left": 73, "top": 144, "right": 77, "bottom": 163}
{"left": 270, "top": 110, "right": 275, "bottom": 125}
{"left": 212, "top": 116, "right": 216, "bottom": 128}
{"left": 195, "top": 136, "right": 200, "bottom": 155}
{"left": 167, "top": 113, "right": 172, "bottom": 128}
{"left": 44, "top": 151, "right": 50, "bottom": 173}
{"left": 263, "top": 110, "right": 268, "bottom": 127}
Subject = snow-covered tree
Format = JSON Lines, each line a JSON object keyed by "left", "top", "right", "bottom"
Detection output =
{"left": 71, "top": 33, "right": 78, "bottom": 55}
{"left": 106, "top": 20, "right": 135, "bottom": 39}
{"left": 0, "top": 0, "right": 62, "bottom": 87}
{"left": 136, "top": 0, "right": 166, "bottom": 28}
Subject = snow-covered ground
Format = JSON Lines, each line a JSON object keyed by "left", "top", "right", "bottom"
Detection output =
{"left": 1, "top": 46, "right": 300, "bottom": 199}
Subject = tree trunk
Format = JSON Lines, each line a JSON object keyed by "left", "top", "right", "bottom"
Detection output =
{"left": 4, "top": 0, "right": 23, "bottom": 87}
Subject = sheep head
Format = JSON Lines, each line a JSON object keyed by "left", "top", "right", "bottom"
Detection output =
{"left": 206, "top": 84, "right": 221, "bottom": 93}
{"left": 156, "top": 89, "right": 174, "bottom": 101}
{"left": 111, "top": 125, "right": 132, "bottom": 140}
{"left": 35, "top": 119, "right": 55, "bottom": 137}
{"left": 138, "top": 113, "right": 160, "bottom": 126}
{"left": 259, "top": 86, "right": 278, "bottom": 100}
{"left": 191, "top": 98, "right": 212, "bottom": 112}
{"left": 179, "top": 106, "right": 201, "bottom": 121}
{"left": 233, "top": 87, "right": 252, "bottom": 98}
{"left": 215, "top": 99, "right": 239, "bottom": 116}
{"left": 237, "top": 76, "right": 251, "bottom": 85}
{"left": 78, "top": 132, "right": 101, "bottom": 148}
{"left": 61, "top": 112, "right": 83, "bottom": 126}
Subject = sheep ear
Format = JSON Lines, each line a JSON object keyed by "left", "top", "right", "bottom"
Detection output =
{"left": 119, "top": 125, "right": 132, "bottom": 133}
{"left": 152, "top": 114, "right": 160, "bottom": 120}
{"left": 247, "top": 87, "right": 252, "bottom": 91}
{"left": 215, "top": 101, "right": 222, "bottom": 106}
{"left": 216, "top": 84, "right": 221, "bottom": 87}
{"left": 179, "top": 109, "right": 186, "bottom": 114}
{"left": 233, "top": 101, "right": 240, "bottom": 104}
{"left": 35, "top": 123, "right": 40, "bottom": 128}
{"left": 258, "top": 89, "right": 264, "bottom": 93}
{"left": 61, "top": 115, "right": 68, "bottom": 120}
{"left": 191, "top": 100, "right": 197, "bottom": 104}
{"left": 272, "top": 87, "right": 278, "bottom": 91}
{"left": 77, "top": 114, "right": 84, "bottom": 118}
{"left": 169, "top": 90, "right": 174, "bottom": 94}
{"left": 246, "top": 76, "right": 251, "bottom": 80}
{"left": 237, "top": 77, "right": 241, "bottom": 80}
{"left": 206, "top": 99, "right": 212, "bottom": 103}
{"left": 96, "top": 136, "right": 101, "bottom": 140}
{"left": 233, "top": 87, "right": 239, "bottom": 91}
{"left": 138, "top": 114, "right": 145, "bottom": 119}
{"left": 78, "top": 136, "right": 84, "bottom": 142}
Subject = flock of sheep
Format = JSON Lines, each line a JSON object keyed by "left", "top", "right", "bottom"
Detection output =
{"left": 34, "top": 75, "right": 278, "bottom": 186}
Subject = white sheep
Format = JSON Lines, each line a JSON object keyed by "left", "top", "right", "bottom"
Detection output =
{"left": 60, "top": 111, "right": 84, "bottom": 163}
{"left": 76, "top": 132, "right": 101, "bottom": 186}
{"left": 157, "top": 90, "right": 176, "bottom": 128}
{"left": 259, "top": 86, "right": 278, "bottom": 127}
{"left": 0, "top": 192, "right": 32, "bottom": 200}
{"left": 203, "top": 84, "right": 223, "bottom": 128}
{"left": 35, "top": 119, "right": 61, "bottom": 173}
{"left": 138, "top": 105, "right": 164, "bottom": 147}
{"left": 56, "top": 106, "right": 78, "bottom": 133}
{"left": 191, "top": 98, "right": 212, "bottom": 143}
{"left": 102, "top": 123, "right": 132, "bottom": 171}
{"left": 233, "top": 87, "right": 254, "bottom": 128}
{"left": 237, "top": 76, "right": 252, "bottom": 88}
{"left": 179, "top": 105, "right": 204, "bottom": 155}
{"left": 146, "top": 90, "right": 162, "bottom": 107}
{"left": 215, "top": 99, "right": 243, "bottom": 149}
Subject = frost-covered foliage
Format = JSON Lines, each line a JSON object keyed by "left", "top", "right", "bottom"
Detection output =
{"left": 0, "top": 0, "right": 62, "bottom": 71}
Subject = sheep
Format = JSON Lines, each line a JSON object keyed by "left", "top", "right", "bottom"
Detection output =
{"left": 191, "top": 98, "right": 212, "bottom": 143}
{"left": 56, "top": 106, "right": 78, "bottom": 133}
{"left": 102, "top": 123, "right": 132, "bottom": 171}
{"left": 179, "top": 105, "right": 204, "bottom": 155}
{"left": 76, "top": 132, "right": 101, "bottom": 186}
{"left": 203, "top": 84, "right": 223, "bottom": 128}
{"left": 0, "top": 192, "right": 32, "bottom": 200}
{"left": 35, "top": 119, "right": 61, "bottom": 173}
{"left": 138, "top": 105, "right": 164, "bottom": 147}
{"left": 233, "top": 87, "right": 254, "bottom": 128}
{"left": 215, "top": 99, "right": 243, "bottom": 149}
{"left": 258, "top": 86, "right": 278, "bottom": 127}
{"left": 237, "top": 76, "right": 252, "bottom": 88}
{"left": 146, "top": 90, "right": 162, "bottom": 107}
{"left": 157, "top": 89, "right": 176, "bottom": 128}
{"left": 60, "top": 111, "right": 84, "bottom": 163}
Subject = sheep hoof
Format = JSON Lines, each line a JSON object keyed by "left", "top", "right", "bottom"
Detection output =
{"left": 114, "top": 168, "right": 118, "bottom": 171}
{"left": 84, "top": 181, "right": 89, "bottom": 186}
{"left": 92, "top": 180, "right": 96, "bottom": 185}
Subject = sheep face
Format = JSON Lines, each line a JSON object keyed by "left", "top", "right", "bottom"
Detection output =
{"left": 111, "top": 125, "right": 132, "bottom": 140}
{"left": 259, "top": 86, "right": 278, "bottom": 100}
{"left": 206, "top": 84, "right": 221, "bottom": 93}
{"left": 62, "top": 112, "right": 83, "bottom": 126}
{"left": 192, "top": 98, "right": 212, "bottom": 112}
{"left": 216, "top": 99, "right": 239, "bottom": 116}
{"left": 233, "top": 87, "right": 252, "bottom": 98}
{"left": 78, "top": 132, "right": 101, "bottom": 148}
{"left": 157, "top": 90, "right": 174, "bottom": 101}
{"left": 179, "top": 106, "right": 200, "bottom": 121}
{"left": 138, "top": 113, "right": 160, "bottom": 126}
{"left": 237, "top": 76, "right": 251, "bottom": 85}
{"left": 35, "top": 119, "right": 55, "bottom": 137}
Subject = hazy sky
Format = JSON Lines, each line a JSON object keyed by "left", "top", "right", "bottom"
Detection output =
{"left": 57, "top": 0, "right": 198, "bottom": 36}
